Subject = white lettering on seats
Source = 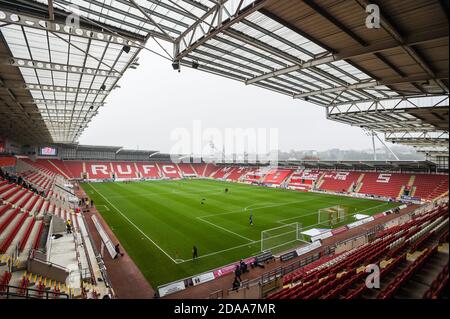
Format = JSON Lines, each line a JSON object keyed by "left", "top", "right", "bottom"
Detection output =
{"left": 335, "top": 172, "right": 349, "bottom": 180}
{"left": 142, "top": 165, "right": 156, "bottom": 174}
{"left": 116, "top": 165, "right": 132, "bottom": 175}
{"left": 91, "top": 165, "right": 108, "bottom": 175}
{"left": 377, "top": 173, "right": 391, "bottom": 183}
{"left": 162, "top": 165, "right": 177, "bottom": 174}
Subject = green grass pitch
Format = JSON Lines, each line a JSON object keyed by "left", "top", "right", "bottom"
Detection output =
{"left": 81, "top": 179, "right": 400, "bottom": 288}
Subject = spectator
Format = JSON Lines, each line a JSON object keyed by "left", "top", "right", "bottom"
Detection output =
{"left": 232, "top": 276, "right": 241, "bottom": 291}
{"left": 66, "top": 219, "right": 72, "bottom": 234}
{"left": 114, "top": 244, "right": 124, "bottom": 259}
{"left": 240, "top": 260, "right": 248, "bottom": 273}
{"left": 234, "top": 265, "right": 242, "bottom": 281}
{"left": 90, "top": 199, "right": 94, "bottom": 207}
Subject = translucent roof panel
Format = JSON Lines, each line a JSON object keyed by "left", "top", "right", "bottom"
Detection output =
{"left": 0, "top": 7, "right": 143, "bottom": 143}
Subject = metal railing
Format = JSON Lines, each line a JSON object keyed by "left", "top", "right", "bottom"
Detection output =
{"left": 28, "top": 249, "right": 70, "bottom": 273}
{"left": 208, "top": 289, "right": 224, "bottom": 299}
{"left": 0, "top": 284, "right": 70, "bottom": 299}
{"left": 260, "top": 249, "right": 328, "bottom": 285}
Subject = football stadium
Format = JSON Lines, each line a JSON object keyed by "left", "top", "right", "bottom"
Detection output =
{"left": 0, "top": 0, "right": 449, "bottom": 306}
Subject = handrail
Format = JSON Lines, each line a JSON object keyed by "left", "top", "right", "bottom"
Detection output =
{"left": 29, "top": 249, "right": 70, "bottom": 273}
{"left": 0, "top": 284, "right": 70, "bottom": 299}
{"left": 54, "top": 183, "right": 76, "bottom": 196}
{"left": 208, "top": 289, "right": 224, "bottom": 299}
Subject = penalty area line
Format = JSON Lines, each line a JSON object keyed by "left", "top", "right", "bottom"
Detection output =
{"left": 196, "top": 216, "right": 255, "bottom": 243}
{"left": 176, "top": 240, "right": 261, "bottom": 264}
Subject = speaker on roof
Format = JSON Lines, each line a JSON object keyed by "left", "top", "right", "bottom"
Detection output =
{"left": 122, "top": 45, "right": 131, "bottom": 54}
{"left": 172, "top": 60, "right": 180, "bottom": 71}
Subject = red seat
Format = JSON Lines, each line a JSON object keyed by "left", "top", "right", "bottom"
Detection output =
{"left": 18, "top": 218, "right": 36, "bottom": 252}
{"left": 358, "top": 172, "right": 411, "bottom": 198}
{"left": 0, "top": 212, "right": 29, "bottom": 253}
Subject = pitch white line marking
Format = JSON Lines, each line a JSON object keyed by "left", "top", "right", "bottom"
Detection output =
{"left": 97, "top": 204, "right": 110, "bottom": 211}
{"left": 196, "top": 216, "right": 255, "bottom": 243}
{"left": 277, "top": 202, "right": 392, "bottom": 230}
{"left": 177, "top": 240, "right": 261, "bottom": 264}
{"left": 88, "top": 181, "right": 395, "bottom": 264}
{"left": 105, "top": 187, "right": 225, "bottom": 199}
{"left": 199, "top": 199, "right": 314, "bottom": 219}
{"left": 88, "top": 183, "right": 179, "bottom": 264}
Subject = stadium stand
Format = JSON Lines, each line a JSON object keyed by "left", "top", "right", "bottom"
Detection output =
{"left": 211, "top": 166, "right": 235, "bottom": 179}
{"left": 263, "top": 169, "right": 294, "bottom": 185}
{"left": 111, "top": 162, "right": 138, "bottom": 179}
{"left": 318, "top": 171, "right": 363, "bottom": 193}
{"left": 61, "top": 161, "right": 84, "bottom": 179}
{"left": 35, "top": 160, "right": 71, "bottom": 180}
{"left": 85, "top": 162, "right": 113, "bottom": 179}
{"left": 202, "top": 163, "right": 220, "bottom": 178}
{"left": 287, "top": 171, "right": 315, "bottom": 191}
{"left": 267, "top": 202, "right": 448, "bottom": 299}
{"left": 0, "top": 157, "right": 16, "bottom": 168}
{"left": 29, "top": 159, "right": 444, "bottom": 203}
{"left": 192, "top": 163, "right": 208, "bottom": 177}
{"left": 226, "top": 167, "right": 253, "bottom": 181}
{"left": 0, "top": 162, "right": 110, "bottom": 298}
{"left": 158, "top": 163, "right": 182, "bottom": 179}
{"left": 357, "top": 173, "right": 413, "bottom": 199}
{"left": 135, "top": 162, "right": 161, "bottom": 179}
{"left": 0, "top": 157, "right": 448, "bottom": 300}
{"left": 177, "top": 163, "right": 197, "bottom": 177}
{"left": 412, "top": 174, "right": 449, "bottom": 201}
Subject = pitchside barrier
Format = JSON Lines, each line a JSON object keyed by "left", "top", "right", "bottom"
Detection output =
{"left": 91, "top": 215, "right": 117, "bottom": 258}
{"left": 157, "top": 256, "right": 256, "bottom": 298}
{"left": 258, "top": 201, "right": 441, "bottom": 295}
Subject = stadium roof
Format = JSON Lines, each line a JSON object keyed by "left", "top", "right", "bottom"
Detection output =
{"left": 0, "top": 0, "right": 146, "bottom": 144}
{"left": 215, "top": 159, "right": 440, "bottom": 171}
{"left": 278, "top": 159, "right": 439, "bottom": 171}
{"left": 0, "top": 0, "right": 448, "bottom": 156}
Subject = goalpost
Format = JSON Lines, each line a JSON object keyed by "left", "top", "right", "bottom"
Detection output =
{"left": 318, "top": 205, "right": 346, "bottom": 227}
{"left": 261, "top": 222, "right": 306, "bottom": 253}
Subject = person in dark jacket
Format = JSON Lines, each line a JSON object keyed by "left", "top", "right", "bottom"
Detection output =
{"left": 232, "top": 276, "right": 241, "bottom": 291}
{"left": 192, "top": 245, "right": 198, "bottom": 260}
{"left": 234, "top": 265, "right": 242, "bottom": 281}
{"left": 114, "top": 244, "right": 124, "bottom": 258}
{"left": 240, "top": 260, "right": 248, "bottom": 273}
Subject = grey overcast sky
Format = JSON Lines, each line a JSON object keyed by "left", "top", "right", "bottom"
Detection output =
{"left": 79, "top": 48, "right": 386, "bottom": 153}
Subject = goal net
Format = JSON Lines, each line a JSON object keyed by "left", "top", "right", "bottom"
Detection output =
{"left": 261, "top": 223, "right": 305, "bottom": 254}
{"left": 318, "top": 205, "right": 346, "bottom": 226}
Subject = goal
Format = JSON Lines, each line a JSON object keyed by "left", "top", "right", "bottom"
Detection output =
{"left": 318, "top": 205, "right": 346, "bottom": 226}
{"left": 261, "top": 222, "right": 305, "bottom": 253}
